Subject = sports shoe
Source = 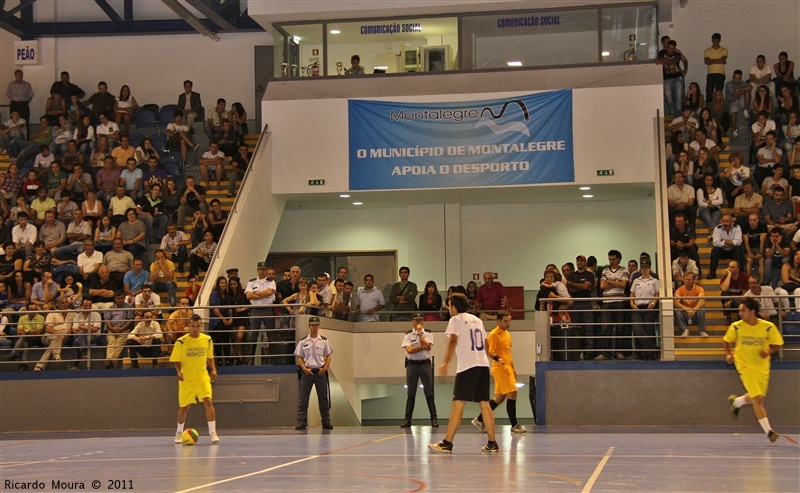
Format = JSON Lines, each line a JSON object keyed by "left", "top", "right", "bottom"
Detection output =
{"left": 174, "top": 432, "right": 182, "bottom": 444}
{"left": 295, "top": 422, "right": 307, "bottom": 430}
{"left": 727, "top": 395, "right": 740, "bottom": 420}
{"left": 431, "top": 417, "right": 439, "bottom": 428}
{"left": 511, "top": 424, "right": 527, "bottom": 434}
{"left": 733, "top": 129, "right": 739, "bottom": 137}
{"left": 428, "top": 440, "right": 453, "bottom": 453}
{"left": 594, "top": 354, "right": 606, "bottom": 360}
{"left": 322, "top": 421, "right": 333, "bottom": 430}
{"left": 681, "top": 329, "right": 690, "bottom": 337}
{"left": 210, "top": 432, "right": 220, "bottom": 444}
{"left": 700, "top": 332, "right": 709, "bottom": 337}
{"left": 482, "top": 441, "right": 499, "bottom": 453}
{"left": 615, "top": 352, "right": 626, "bottom": 360}
{"left": 767, "top": 430, "right": 780, "bottom": 443}
{"left": 471, "top": 417, "right": 487, "bottom": 433}
{"left": 400, "top": 419, "right": 412, "bottom": 428}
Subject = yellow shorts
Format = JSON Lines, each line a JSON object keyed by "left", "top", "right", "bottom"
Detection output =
{"left": 491, "top": 364, "right": 517, "bottom": 396}
{"left": 178, "top": 378, "right": 212, "bottom": 407}
{"left": 737, "top": 368, "right": 769, "bottom": 398}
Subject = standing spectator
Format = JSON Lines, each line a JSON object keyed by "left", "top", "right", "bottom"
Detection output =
{"left": 245, "top": 262, "right": 280, "bottom": 364}
{"left": 389, "top": 266, "right": 418, "bottom": 321}
{"left": 598, "top": 250, "right": 629, "bottom": 360}
{"left": 418, "top": 280, "right": 442, "bottom": 321}
{"left": 656, "top": 40, "right": 687, "bottom": 118}
{"left": 703, "top": 33, "right": 728, "bottom": 105}
{"left": 6, "top": 69, "right": 34, "bottom": 133}
{"left": 209, "top": 276, "right": 232, "bottom": 367}
{"left": 355, "top": 274, "right": 385, "bottom": 322}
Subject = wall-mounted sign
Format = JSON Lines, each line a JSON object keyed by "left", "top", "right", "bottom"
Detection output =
{"left": 14, "top": 40, "right": 40, "bottom": 65}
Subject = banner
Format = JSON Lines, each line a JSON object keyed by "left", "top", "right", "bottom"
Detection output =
{"left": 349, "top": 90, "right": 573, "bottom": 190}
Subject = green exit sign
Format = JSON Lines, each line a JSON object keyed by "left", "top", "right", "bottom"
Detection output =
{"left": 596, "top": 169, "right": 615, "bottom": 176}
{"left": 308, "top": 179, "right": 326, "bottom": 186}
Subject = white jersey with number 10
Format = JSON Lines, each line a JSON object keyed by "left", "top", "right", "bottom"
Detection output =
{"left": 445, "top": 312, "right": 490, "bottom": 373}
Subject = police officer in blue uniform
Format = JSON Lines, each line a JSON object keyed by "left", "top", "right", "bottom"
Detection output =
{"left": 294, "top": 316, "right": 334, "bottom": 430}
{"left": 400, "top": 313, "right": 438, "bottom": 428}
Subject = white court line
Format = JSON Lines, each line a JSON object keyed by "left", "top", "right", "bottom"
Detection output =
{"left": 581, "top": 446, "right": 615, "bottom": 493}
{"left": 174, "top": 455, "right": 320, "bottom": 493}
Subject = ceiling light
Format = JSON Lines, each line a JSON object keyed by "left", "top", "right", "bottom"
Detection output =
{"left": 507, "top": 61, "right": 522, "bottom": 67}
{"left": 352, "top": 201, "right": 363, "bottom": 205}
{"left": 339, "top": 194, "right": 350, "bottom": 198}
{"left": 329, "top": 29, "right": 341, "bottom": 34}
{"left": 601, "top": 51, "right": 610, "bottom": 57}
{"left": 292, "top": 36, "right": 300, "bottom": 43}
{"left": 582, "top": 194, "right": 594, "bottom": 198}
{"left": 579, "top": 186, "right": 591, "bottom": 190}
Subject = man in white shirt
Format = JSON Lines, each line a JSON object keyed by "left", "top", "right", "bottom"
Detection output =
{"left": 11, "top": 212, "right": 37, "bottom": 257}
{"left": 355, "top": 274, "right": 385, "bottom": 322}
{"left": 744, "top": 276, "right": 781, "bottom": 324}
{"left": 245, "top": 262, "right": 280, "bottom": 364}
{"left": 67, "top": 297, "right": 102, "bottom": 370}
{"left": 198, "top": 140, "right": 225, "bottom": 189}
{"left": 54, "top": 209, "right": 92, "bottom": 259}
{"left": 429, "top": 293, "right": 498, "bottom": 454}
{"left": 710, "top": 214, "right": 744, "bottom": 278}
{"left": 749, "top": 54, "right": 775, "bottom": 106}
{"left": 95, "top": 113, "right": 120, "bottom": 145}
{"left": 0, "top": 110, "right": 26, "bottom": 155}
{"left": 77, "top": 240, "right": 103, "bottom": 280}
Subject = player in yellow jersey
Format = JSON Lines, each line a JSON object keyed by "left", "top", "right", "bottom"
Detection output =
{"left": 170, "top": 314, "right": 219, "bottom": 444}
{"left": 723, "top": 298, "right": 788, "bottom": 444}
{"left": 471, "top": 311, "right": 526, "bottom": 434}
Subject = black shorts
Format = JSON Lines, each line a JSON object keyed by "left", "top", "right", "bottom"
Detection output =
{"left": 452, "top": 366, "right": 490, "bottom": 402}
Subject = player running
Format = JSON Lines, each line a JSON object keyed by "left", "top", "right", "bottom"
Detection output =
{"left": 171, "top": 314, "right": 220, "bottom": 444}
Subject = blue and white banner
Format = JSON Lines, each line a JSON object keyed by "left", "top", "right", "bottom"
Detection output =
{"left": 349, "top": 90, "right": 573, "bottom": 190}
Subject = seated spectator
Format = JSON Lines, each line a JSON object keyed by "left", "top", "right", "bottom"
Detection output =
{"left": 189, "top": 230, "right": 216, "bottom": 277}
{"left": 82, "top": 189, "right": 104, "bottom": 226}
{"left": 126, "top": 309, "right": 162, "bottom": 368}
{"left": 86, "top": 82, "right": 116, "bottom": 123}
{"left": 134, "top": 137, "right": 159, "bottom": 166}
{"left": 1, "top": 162, "right": 24, "bottom": 204}
{"left": 229, "top": 102, "right": 248, "bottom": 141}
{"left": 57, "top": 272, "right": 83, "bottom": 309}
{"left": 44, "top": 91, "right": 67, "bottom": 126}
{"left": 696, "top": 173, "right": 723, "bottom": 232}
{"left": 206, "top": 98, "right": 228, "bottom": 141}
{"left": 49, "top": 115, "right": 73, "bottom": 159}
{"left": 11, "top": 211, "right": 37, "bottom": 257}
{"left": 7, "top": 269, "right": 31, "bottom": 310}
{"left": 66, "top": 93, "right": 87, "bottom": 125}
{"left": 68, "top": 297, "right": 101, "bottom": 370}
{"left": 165, "top": 110, "right": 196, "bottom": 166}
{"left": 672, "top": 149, "right": 695, "bottom": 186}
{"left": 669, "top": 213, "right": 698, "bottom": 262}
{"left": 95, "top": 157, "right": 121, "bottom": 206}
{"left": 689, "top": 127, "right": 719, "bottom": 161}
{"left": 108, "top": 186, "right": 136, "bottom": 227}
{"left": 113, "top": 85, "right": 138, "bottom": 135}
{"left": 692, "top": 147, "right": 718, "bottom": 185}
{"left": 724, "top": 70, "right": 751, "bottom": 137}
{"left": 33, "top": 296, "right": 72, "bottom": 372}
{"left": 143, "top": 157, "right": 168, "bottom": 194}
{"left": 177, "top": 176, "right": 207, "bottom": 228}
{"left": 667, "top": 171, "right": 695, "bottom": 225}
{"left": 755, "top": 132, "right": 784, "bottom": 186}
{"left": 102, "top": 238, "right": 133, "bottom": 286}
{"left": 103, "top": 291, "right": 133, "bottom": 369}
{"left": 669, "top": 105, "right": 698, "bottom": 142}
{"left": 164, "top": 298, "right": 194, "bottom": 354}
{"left": 160, "top": 223, "right": 190, "bottom": 273}
{"left": 217, "top": 121, "right": 238, "bottom": 157}
{"left": 111, "top": 135, "right": 134, "bottom": 170}
{"left": 65, "top": 164, "right": 92, "bottom": 204}
{"left": 150, "top": 249, "right": 178, "bottom": 307}
{"left": 184, "top": 274, "right": 201, "bottom": 305}
{"left": 199, "top": 141, "right": 225, "bottom": 189}
{"left": 764, "top": 227, "right": 790, "bottom": 287}
{"left": 742, "top": 213, "right": 768, "bottom": 283}
{"left": 709, "top": 214, "right": 744, "bottom": 279}
{"left": 750, "top": 54, "right": 775, "bottom": 106}
{"left": 229, "top": 142, "right": 251, "bottom": 198}
{"left": 5, "top": 195, "right": 29, "bottom": 234}
{"left": 763, "top": 187, "right": 796, "bottom": 238}
{"left": 719, "top": 260, "right": 749, "bottom": 324}
{"left": 32, "top": 146, "right": 56, "bottom": 180}
{"left": 116, "top": 208, "right": 146, "bottom": 258}
{"left": 56, "top": 190, "right": 78, "bottom": 223}
{"left": 672, "top": 248, "right": 699, "bottom": 289}
{"left": 123, "top": 258, "right": 149, "bottom": 301}
{"left": 135, "top": 184, "right": 166, "bottom": 242}
{"left": 38, "top": 210, "right": 66, "bottom": 256}
{"left": 89, "top": 135, "right": 111, "bottom": 174}
{"left": 11, "top": 117, "right": 52, "bottom": 168}
{"left": 177, "top": 80, "right": 202, "bottom": 127}
{"left": 0, "top": 241, "right": 22, "bottom": 285}
{"left": 134, "top": 283, "right": 162, "bottom": 317}
{"left": 190, "top": 208, "right": 209, "bottom": 246}
{"left": 95, "top": 113, "right": 119, "bottom": 147}
{"left": 733, "top": 179, "right": 763, "bottom": 228}
{"left": 0, "top": 310, "right": 11, "bottom": 350}
{"left": 44, "top": 162, "right": 67, "bottom": 201}
{"left": 8, "top": 302, "right": 45, "bottom": 371}
{"left": 745, "top": 276, "right": 781, "bottom": 324}
{"left": 674, "top": 272, "right": 707, "bottom": 337}
{"left": 73, "top": 115, "right": 95, "bottom": 159}
{"left": 22, "top": 240, "right": 52, "bottom": 285}
{"left": 697, "top": 107, "right": 720, "bottom": 145}
{"left": 87, "top": 265, "right": 118, "bottom": 309}
{"left": 783, "top": 113, "right": 800, "bottom": 155}
{"left": 93, "top": 215, "right": 116, "bottom": 254}
{"left": 775, "top": 249, "right": 800, "bottom": 311}
{"left": 74, "top": 239, "right": 103, "bottom": 282}
{"left": 119, "top": 158, "right": 143, "bottom": 198}
{"left": 30, "top": 270, "right": 58, "bottom": 310}
{"left": 206, "top": 198, "right": 227, "bottom": 241}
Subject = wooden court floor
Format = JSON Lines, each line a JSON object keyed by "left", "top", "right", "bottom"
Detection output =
{"left": 1, "top": 426, "right": 798, "bottom": 492}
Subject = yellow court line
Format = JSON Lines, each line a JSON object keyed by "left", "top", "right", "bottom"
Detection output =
{"left": 581, "top": 446, "right": 615, "bottom": 493}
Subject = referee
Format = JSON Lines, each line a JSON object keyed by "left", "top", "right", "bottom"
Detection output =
{"left": 400, "top": 313, "right": 438, "bottom": 428}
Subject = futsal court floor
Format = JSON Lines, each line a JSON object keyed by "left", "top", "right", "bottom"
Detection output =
{"left": 1, "top": 425, "right": 798, "bottom": 492}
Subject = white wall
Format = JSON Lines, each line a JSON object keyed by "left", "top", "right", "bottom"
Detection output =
{"left": 1, "top": 31, "right": 271, "bottom": 122}
{"left": 662, "top": 0, "right": 799, "bottom": 92}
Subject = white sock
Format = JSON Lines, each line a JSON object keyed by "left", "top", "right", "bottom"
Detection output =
{"left": 208, "top": 420, "right": 216, "bottom": 435}
{"left": 733, "top": 396, "right": 748, "bottom": 408}
{"left": 177, "top": 422, "right": 184, "bottom": 434}
{"left": 758, "top": 417, "right": 772, "bottom": 435}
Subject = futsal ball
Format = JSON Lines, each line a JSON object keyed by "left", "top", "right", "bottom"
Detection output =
{"left": 181, "top": 429, "right": 199, "bottom": 446}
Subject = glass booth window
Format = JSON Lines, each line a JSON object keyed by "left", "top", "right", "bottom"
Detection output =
{"left": 462, "top": 8, "right": 600, "bottom": 69}
{"left": 276, "top": 23, "right": 324, "bottom": 77}
{"left": 600, "top": 5, "right": 658, "bottom": 63}
{"left": 326, "top": 17, "right": 458, "bottom": 75}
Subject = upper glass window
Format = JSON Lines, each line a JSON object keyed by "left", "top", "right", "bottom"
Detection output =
{"left": 600, "top": 5, "right": 658, "bottom": 63}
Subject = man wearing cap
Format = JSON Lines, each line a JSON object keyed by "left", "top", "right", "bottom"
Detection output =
{"left": 226, "top": 267, "right": 239, "bottom": 280}
{"left": 566, "top": 255, "right": 595, "bottom": 359}
{"left": 400, "top": 313, "right": 437, "bottom": 428}
{"left": 629, "top": 259, "right": 661, "bottom": 360}
{"left": 629, "top": 252, "right": 660, "bottom": 284}
{"left": 294, "top": 316, "right": 333, "bottom": 430}
{"left": 245, "top": 263, "right": 281, "bottom": 364}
